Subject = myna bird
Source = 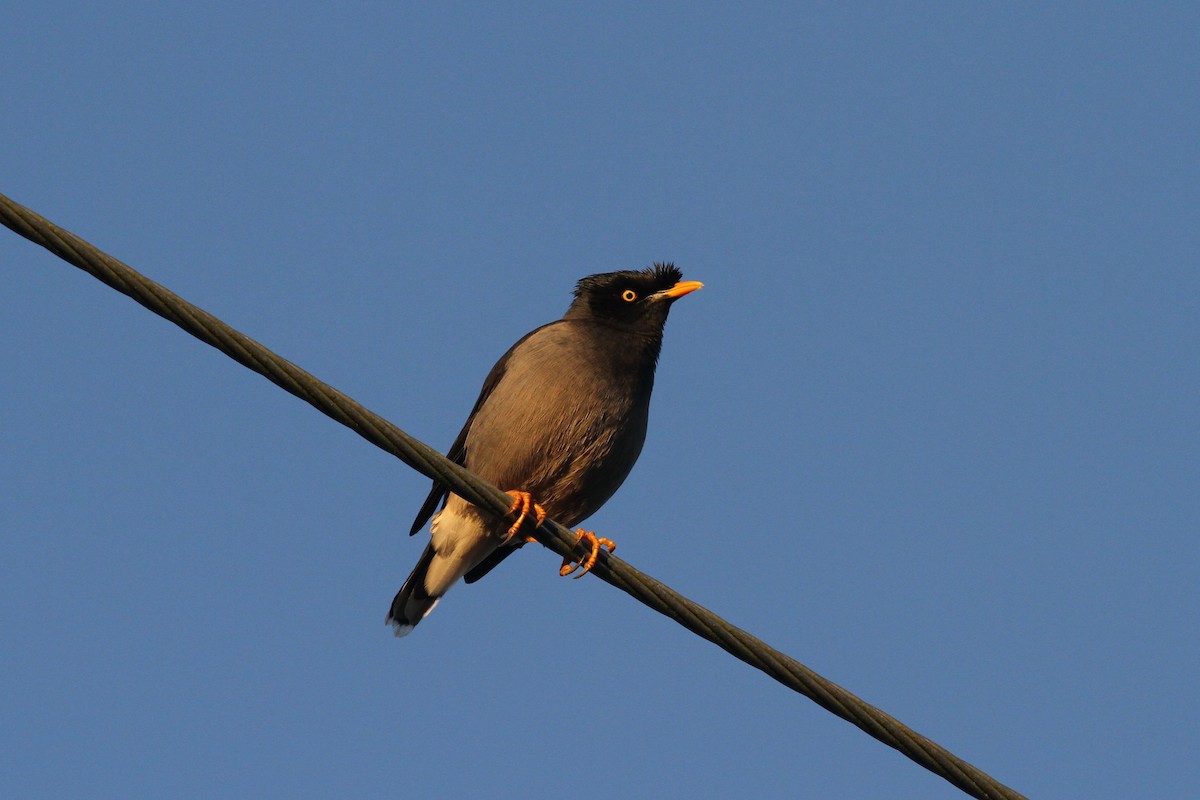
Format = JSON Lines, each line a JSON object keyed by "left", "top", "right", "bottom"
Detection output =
{"left": 387, "top": 263, "right": 702, "bottom": 636}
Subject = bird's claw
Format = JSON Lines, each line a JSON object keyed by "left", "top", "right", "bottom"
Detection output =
{"left": 502, "top": 490, "right": 546, "bottom": 544}
{"left": 559, "top": 529, "right": 616, "bottom": 579}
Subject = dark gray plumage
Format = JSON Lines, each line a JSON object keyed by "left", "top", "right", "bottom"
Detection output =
{"left": 387, "top": 264, "right": 702, "bottom": 636}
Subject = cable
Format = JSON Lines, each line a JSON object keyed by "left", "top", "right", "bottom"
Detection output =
{"left": 1, "top": 191, "right": 1027, "bottom": 800}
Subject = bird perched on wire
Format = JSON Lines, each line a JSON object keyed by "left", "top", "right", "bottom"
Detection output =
{"left": 388, "top": 264, "right": 702, "bottom": 636}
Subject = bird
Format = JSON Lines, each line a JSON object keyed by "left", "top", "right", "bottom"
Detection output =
{"left": 387, "top": 263, "right": 702, "bottom": 636}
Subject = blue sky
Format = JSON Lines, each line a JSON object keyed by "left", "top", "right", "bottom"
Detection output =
{"left": 2, "top": 4, "right": 1197, "bottom": 798}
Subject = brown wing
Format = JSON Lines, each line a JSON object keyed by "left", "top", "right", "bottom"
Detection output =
{"left": 408, "top": 322, "right": 556, "bottom": 535}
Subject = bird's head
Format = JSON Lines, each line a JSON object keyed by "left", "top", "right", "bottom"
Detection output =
{"left": 564, "top": 263, "right": 703, "bottom": 333}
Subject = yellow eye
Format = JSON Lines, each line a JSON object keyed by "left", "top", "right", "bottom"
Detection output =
{"left": 621, "top": 289, "right": 638, "bottom": 302}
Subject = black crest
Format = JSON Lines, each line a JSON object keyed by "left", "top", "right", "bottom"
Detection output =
{"left": 572, "top": 263, "right": 683, "bottom": 300}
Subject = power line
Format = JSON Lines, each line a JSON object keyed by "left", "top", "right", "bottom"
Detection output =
{"left": 1, "top": 191, "right": 1027, "bottom": 800}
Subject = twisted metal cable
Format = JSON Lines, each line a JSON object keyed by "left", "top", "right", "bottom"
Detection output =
{"left": 1, "top": 191, "right": 1027, "bottom": 800}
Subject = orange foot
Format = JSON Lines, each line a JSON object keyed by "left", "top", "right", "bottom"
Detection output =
{"left": 502, "top": 490, "right": 546, "bottom": 544}
{"left": 559, "top": 529, "right": 616, "bottom": 579}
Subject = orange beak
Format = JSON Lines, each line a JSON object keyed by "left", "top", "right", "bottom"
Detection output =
{"left": 662, "top": 280, "right": 704, "bottom": 299}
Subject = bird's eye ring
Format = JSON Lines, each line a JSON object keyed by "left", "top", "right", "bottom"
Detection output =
{"left": 621, "top": 289, "right": 638, "bottom": 302}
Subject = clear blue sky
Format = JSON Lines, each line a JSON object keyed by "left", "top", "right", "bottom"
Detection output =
{"left": 3, "top": 4, "right": 1196, "bottom": 798}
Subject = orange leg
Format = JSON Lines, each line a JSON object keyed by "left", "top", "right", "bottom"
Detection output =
{"left": 559, "top": 529, "right": 617, "bottom": 579}
{"left": 502, "top": 490, "right": 546, "bottom": 544}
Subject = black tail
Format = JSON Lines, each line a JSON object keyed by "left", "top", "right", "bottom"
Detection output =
{"left": 386, "top": 544, "right": 441, "bottom": 637}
